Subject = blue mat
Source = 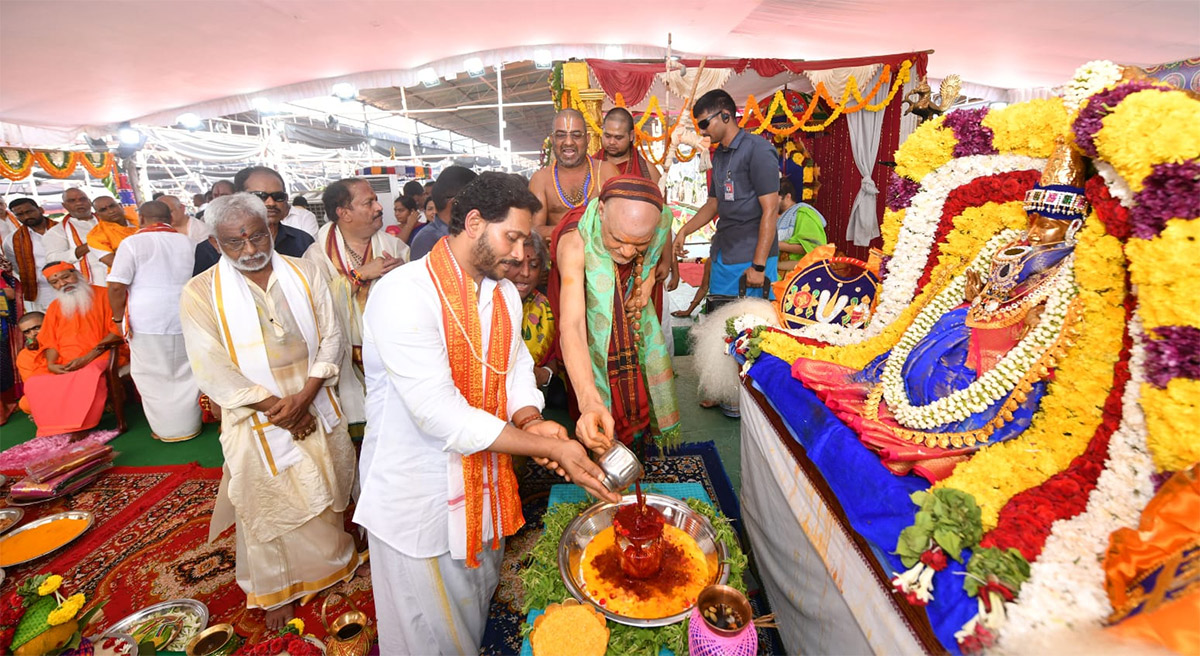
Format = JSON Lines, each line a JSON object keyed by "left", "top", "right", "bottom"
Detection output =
{"left": 746, "top": 353, "right": 973, "bottom": 655}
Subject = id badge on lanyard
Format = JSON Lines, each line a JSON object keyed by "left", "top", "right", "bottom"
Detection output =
{"left": 723, "top": 171, "right": 735, "bottom": 201}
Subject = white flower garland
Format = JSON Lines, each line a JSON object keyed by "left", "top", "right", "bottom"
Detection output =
{"left": 1061, "top": 60, "right": 1124, "bottom": 112}
{"left": 996, "top": 313, "right": 1156, "bottom": 644}
{"left": 879, "top": 231, "right": 1077, "bottom": 430}
{"left": 1094, "top": 161, "right": 1136, "bottom": 208}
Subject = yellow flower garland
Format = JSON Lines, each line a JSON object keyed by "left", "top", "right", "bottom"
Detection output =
{"left": 1141, "top": 378, "right": 1200, "bottom": 471}
{"left": 38, "top": 575, "right": 63, "bottom": 596}
{"left": 980, "top": 98, "right": 1068, "bottom": 158}
{"left": 933, "top": 219, "right": 1127, "bottom": 529}
{"left": 1126, "top": 218, "right": 1200, "bottom": 330}
{"left": 937, "top": 202, "right": 1029, "bottom": 272}
{"left": 881, "top": 208, "right": 905, "bottom": 255}
{"left": 1093, "top": 90, "right": 1200, "bottom": 192}
{"left": 894, "top": 117, "right": 955, "bottom": 181}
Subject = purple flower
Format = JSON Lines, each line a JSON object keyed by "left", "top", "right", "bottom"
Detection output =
{"left": 943, "top": 108, "right": 997, "bottom": 157}
{"left": 1144, "top": 325, "right": 1200, "bottom": 388}
{"left": 1073, "top": 81, "right": 1168, "bottom": 157}
{"left": 886, "top": 172, "right": 921, "bottom": 211}
{"left": 1130, "top": 161, "right": 1200, "bottom": 239}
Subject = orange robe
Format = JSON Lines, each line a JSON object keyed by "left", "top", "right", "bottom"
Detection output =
{"left": 26, "top": 286, "right": 124, "bottom": 435}
{"left": 86, "top": 221, "right": 137, "bottom": 265}
{"left": 15, "top": 345, "right": 49, "bottom": 414}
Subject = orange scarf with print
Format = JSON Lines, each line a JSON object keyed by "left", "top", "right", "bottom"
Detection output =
{"left": 61, "top": 220, "right": 93, "bottom": 283}
{"left": 11, "top": 220, "right": 58, "bottom": 302}
{"left": 426, "top": 236, "right": 524, "bottom": 567}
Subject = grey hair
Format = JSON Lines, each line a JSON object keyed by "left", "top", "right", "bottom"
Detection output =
{"left": 205, "top": 192, "right": 268, "bottom": 230}
{"left": 526, "top": 230, "right": 550, "bottom": 271}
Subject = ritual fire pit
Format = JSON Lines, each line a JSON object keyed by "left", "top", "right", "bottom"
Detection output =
{"left": 557, "top": 493, "right": 729, "bottom": 627}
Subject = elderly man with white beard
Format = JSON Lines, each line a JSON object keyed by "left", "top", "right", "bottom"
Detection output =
{"left": 24, "top": 261, "right": 124, "bottom": 436}
{"left": 179, "top": 193, "right": 360, "bottom": 629}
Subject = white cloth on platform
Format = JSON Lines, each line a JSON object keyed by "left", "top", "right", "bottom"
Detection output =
{"left": 180, "top": 254, "right": 357, "bottom": 608}
{"left": 43, "top": 217, "right": 107, "bottom": 286}
{"left": 283, "top": 206, "right": 320, "bottom": 238}
{"left": 2, "top": 228, "right": 55, "bottom": 311}
{"left": 130, "top": 333, "right": 201, "bottom": 441}
{"left": 354, "top": 253, "right": 542, "bottom": 560}
{"left": 367, "top": 531, "right": 503, "bottom": 656}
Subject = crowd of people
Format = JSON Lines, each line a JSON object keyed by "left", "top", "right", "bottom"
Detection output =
{"left": 0, "top": 87, "right": 814, "bottom": 653}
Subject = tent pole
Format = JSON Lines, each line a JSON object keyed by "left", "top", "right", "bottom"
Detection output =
{"left": 400, "top": 86, "right": 419, "bottom": 167}
{"left": 497, "top": 61, "right": 509, "bottom": 172}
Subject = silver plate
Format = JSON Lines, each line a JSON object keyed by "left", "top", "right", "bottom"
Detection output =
{"left": 557, "top": 493, "right": 729, "bottom": 627}
{"left": 0, "top": 507, "right": 25, "bottom": 535}
{"left": 0, "top": 510, "right": 94, "bottom": 567}
{"left": 105, "top": 598, "right": 209, "bottom": 652}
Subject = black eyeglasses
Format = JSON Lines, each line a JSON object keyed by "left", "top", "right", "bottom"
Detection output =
{"left": 696, "top": 112, "right": 727, "bottom": 131}
{"left": 249, "top": 190, "right": 289, "bottom": 204}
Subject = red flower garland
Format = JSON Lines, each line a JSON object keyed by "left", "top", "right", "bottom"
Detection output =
{"left": 978, "top": 290, "right": 1134, "bottom": 560}
{"left": 1085, "top": 175, "right": 1131, "bottom": 241}
{"left": 236, "top": 632, "right": 322, "bottom": 656}
{"left": 915, "top": 170, "right": 1041, "bottom": 291}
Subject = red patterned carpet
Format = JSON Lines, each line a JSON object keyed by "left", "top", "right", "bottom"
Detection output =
{"left": 2, "top": 465, "right": 374, "bottom": 645}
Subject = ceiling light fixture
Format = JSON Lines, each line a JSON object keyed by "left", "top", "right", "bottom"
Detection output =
{"left": 604, "top": 45, "right": 624, "bottom": 60}
{"left": 251, "top": 97, "right": 276, "bottom": 113}
{"left": 418, "top": 67, "right": 439, "bottom": 88}
{"left": 533, "top": 49, "right": 553, "bottom": 70}
{"left": 332, "top": 83, "right": 357, "bottom": 100}
{"left": 176, "top": 112, "right": 203, "bottom": 130}
{"left": 117, "top": 123, "right": 143, "bottom": 145}
{"left": 464, "top": 57, "right": 485, "bottom": 77}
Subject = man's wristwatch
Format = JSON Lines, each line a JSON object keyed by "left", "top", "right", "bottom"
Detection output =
{"left": 751, "top": 263, "right": 766, "bottom": 273}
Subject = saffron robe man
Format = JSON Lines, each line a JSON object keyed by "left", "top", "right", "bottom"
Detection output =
{"left": 180, "top": 193, "right": 358, "bottom": 628}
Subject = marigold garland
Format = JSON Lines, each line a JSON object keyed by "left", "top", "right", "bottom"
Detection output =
{"left": 893, "top": 117, "right": 955, "bottom": 181}
{"left": 980, "top": 99, "right": 1068, "bottom": 158}
{"left": 1126, "top": 218, "right": 1200, "bottom": 330}
{"left": 932, "top": 219, "right": 1127, "bottom": 530}
{"left": 881, "top": 208, "right": 905, "bottom": 255}
{"left": 1092, "top": 90, "right": 1200, "bottom": 191}
{"left": 1140, "top": 378, "right": 1200, "bottom": 471}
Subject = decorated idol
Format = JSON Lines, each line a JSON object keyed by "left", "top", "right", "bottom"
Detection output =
{"left": 791, "top": 139, "right": 1090, "bottom": 481}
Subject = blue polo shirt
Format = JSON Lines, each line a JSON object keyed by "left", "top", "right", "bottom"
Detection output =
{"left": 708, "top": 129, "right": 781, "bottom": 264}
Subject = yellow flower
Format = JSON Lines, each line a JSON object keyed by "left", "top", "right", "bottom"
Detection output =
{"left": 1127, "top": 218, "right": 1200, "bottom": 330}
{"left": 881, "top": 209, "right": 905, "bottom": 255}
{"left": 1142, "top": 379, "right": 1200, "bottom": 471}
{"left": 1094, "top": 90, "right": 1200, "bottom": 191}
{"left": 37, "top": 575, "right": 63, "bottom": 596}
{"left": 46, "top": 594, "right": 84, "bottom": 626}
{"left": 894, "top": 117, "right": 955, "bottom": 181}
{"left": 982, "top": 98, "right": 1069, "bottom": 157}
{"left": 286, "top": 618, "right": 305, "bottom": 633}
{"left": 935, "top": 220, "right": 1126, "bottom": 529}
{"left": 939, "top": 202, "right": 1028, "bottom": 271}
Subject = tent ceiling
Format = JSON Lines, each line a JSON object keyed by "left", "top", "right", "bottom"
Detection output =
{"left": 0, "top": 1, "right": 1197, "bottom": 138}
{"left": 358, "top": 60, "right": 557, "bottom": 154}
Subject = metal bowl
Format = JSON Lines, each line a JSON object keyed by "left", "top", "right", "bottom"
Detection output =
{"left": 0, "top": 507, "right": 25, "bottom": 535}
{"left": 105, "top": 598, "right": 209, "bottom": 652}
{"left": 0, "top": 510, "right": 93, "bottom": 567}
{"left": 557, "top": 493, "right": 729, "bottom": 627}
{"left": 594, "top": 442, "right": 643, "bottom": 494}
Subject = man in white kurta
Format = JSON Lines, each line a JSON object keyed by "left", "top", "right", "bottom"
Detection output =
{"left": 106, "top": 200, "right": 201, "bottom": 441}
{"left": 43, "top": 187, "right": 107, "bottom": 287}
{"left": 3, "top": 199, "right": 57, "bottom": 312}
{"left": 180, "top": 193, "right": 359, "bottom": 628}
{"left": 283, "top": 203, "right": 320, "bottom": 238}
{"left": 304, "top": 178, "right": 407, "bottom": 433}
{"left": 355, "top": 172, "right": 617, "bottom": 655}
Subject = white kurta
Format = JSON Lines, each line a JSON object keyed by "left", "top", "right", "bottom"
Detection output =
{"left": 283, "top": 206, "right": 320, "bottom": 238}
{"left": 108, "top": 229, "right": 200, "bottom": 440}
{"left": 43, "top": 217, "right": 107, "bottom": 286}
{"left": 303, "top": 224, "right": 409, "bottom": 428}
{"left": 355, "top": 248, "right": 542, "bottom": 654}
{"left": 180, "top": 255, "right": 358, "bottom": 609}
{"left": 3, "top": 227, "right": 56, "bottom": 312}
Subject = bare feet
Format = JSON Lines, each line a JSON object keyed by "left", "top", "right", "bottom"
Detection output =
{"left": 263, "top": 603, "right": 295, "bottom": 631}
{"left": 699, "top": 399, "right": 720, "bottom": 409}
{"left": 355, "top": 550, "right": 370, "bottom": 578}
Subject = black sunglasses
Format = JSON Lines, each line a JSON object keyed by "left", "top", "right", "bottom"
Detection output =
{"left": 249, "top": 190, "right": 289, "bottom": 204}
{"left": 696, "top": 112, "right": 728, "bottom": 131}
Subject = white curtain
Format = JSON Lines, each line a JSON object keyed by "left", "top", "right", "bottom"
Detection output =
{"left": 803, "top": 64, "right": 881, "bottom": 102}
{"left": 845, "top": 67, "right": 890, "bottom": 247}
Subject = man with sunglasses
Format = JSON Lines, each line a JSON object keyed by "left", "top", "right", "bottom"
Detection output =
{"left": 674, "top": 89, "right": 781, "bottom": 301}
{"left": 191, "top": 167, "right": 315, "bottom": 275}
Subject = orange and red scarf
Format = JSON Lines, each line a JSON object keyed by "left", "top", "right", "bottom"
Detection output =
{"left": 426, "top": 237, "right": 524, "bottom": 567}
{"left": 61, "top": 220, "right": 92, "bottom": 283}
{"left": 137, "top": 221, "right": 179, "bottom": 235}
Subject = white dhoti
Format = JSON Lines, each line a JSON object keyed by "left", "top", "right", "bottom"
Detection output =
{"left": 129, "top": 332, "right": 201, "bottom": 441}
{"left": 367, "top": 532, "right": 503, "bottom": 656}
{"left": 235, "top": 506, "right": 359, "bottom": 610}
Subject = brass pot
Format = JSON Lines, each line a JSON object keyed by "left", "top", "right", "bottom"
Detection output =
{"left": 320, "top": 592, "right": 375, "bottom": 656}
{"left": 695, "top": 584, "right": 753, "bottom": 637}
{"left": 186, "top": 624, "right": 242, "bottom": 656}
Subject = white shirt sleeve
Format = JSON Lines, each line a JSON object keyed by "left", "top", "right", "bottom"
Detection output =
{"left": 106, "top": 237, "right": 136, "bottom": 285}
{"left": 365, "top": 278, "right": 507, "bottom": 456}
{"left": 42, "top": 223, "right": 76, "bottom": 263}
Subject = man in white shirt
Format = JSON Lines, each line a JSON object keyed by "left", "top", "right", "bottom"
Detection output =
{"left": 106, "top": 200, "right": 201, "bottom": 441}
{"left": 162, "top": 194, "right": 213, "bottom": 244}
{"left": 357, "top": 172, "right": 618, "bottom": 655}
{"left": 283, "top": 202, "right": 320, "bottom": 238}
{"left": 44, "top": 187, "right": 106, "bottom": 287}
{"left": 0, "top": 196, "right": 20, "bottom": 243}
{"left": 3, "top": 198, "right": 58, "bottom": 311}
